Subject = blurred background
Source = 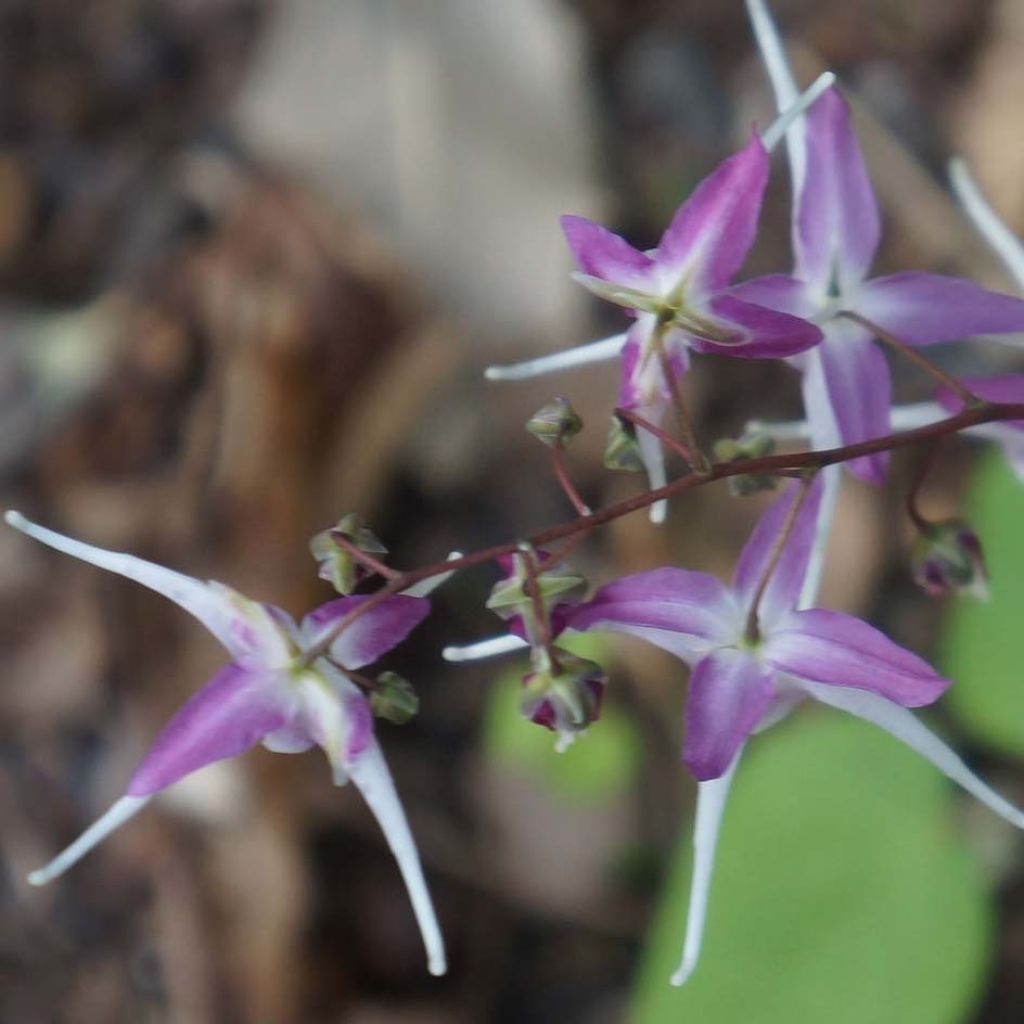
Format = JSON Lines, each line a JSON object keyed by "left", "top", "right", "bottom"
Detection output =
{"left": 1, "top": 0, "right": 1024, "bottom": 1021}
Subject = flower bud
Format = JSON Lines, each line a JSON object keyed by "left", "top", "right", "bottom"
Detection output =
{"left": 604, "top": 413, "right": 645, "bottom": 472}
{"left": 370, "top": 671, "right": 419, "bottom": 724}
{"left": 310, "top": 513, "right": 388, "bottom": 595}
{"left": 520, "top": 649, "right": 606, "bottom": 749}
{"left": 712, "top": 432, "right": 777, "bottom": 497}
{"left": 911, "top": 520, "right": 988, "bottom": 599}
{"left": 526, "top": 397, "right": 582, "bottom": 448}
{"left": 486, "top": 548, "right": 587, "bottom": 644}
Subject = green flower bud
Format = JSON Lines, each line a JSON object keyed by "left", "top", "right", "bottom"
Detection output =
{"left": 911, "top": 520, "right": 988, "bottom": 599}
{"left": 604, "top": 413, "right": 645, "bottom": 472}
{"left": 310, "top": 513, "right": 388, "bottom": 595}
{"left": 521, "top": 649, "right": 606, "bottom": 751}
{"left": 712, "top": 432, "right": 778, "bottom": 497}
{"left": 526, "top": 396, "right": 583, "bottom": 447}
{"left": 370, "top": 671, "right": 419, "bottom": 724}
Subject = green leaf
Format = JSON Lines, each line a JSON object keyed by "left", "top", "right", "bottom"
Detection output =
{"left": 480, "top": 634, "right": 641, "bottom": 804}
{"left": 942, "top": 451, "right": 1024, "bottom": 755}
{"left": 632, "top": 711, "right": 991, "bottom": 1024}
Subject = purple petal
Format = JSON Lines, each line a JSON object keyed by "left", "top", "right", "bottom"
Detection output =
{"left": 683, "top": 649, "right": 775, "bottom": 780}
{"left": 126, "top": 664, "right": 288, "bottom": 796}
{"left": 616, "top": 318, "right": 689, "bottom": 410}
{"left": 728, "top": 274, "right": 819, "bottom": 320}
{"left": 856, "top": 273, "right": 1024, "bottom": 345}
{"left": 796, "top": 86, "right": 879, "bottom": 292}
{"left": 695, "top": 295, "right": 822, "bottom": 358}
{"left": 810, "top": 321, "right": 892, "bottom": 483}
{"left": 732, "top": 475, "right": 824, "bottom": 629}
{"left": 302, "top": 595, "right": 431, "bottom": 670}
{"left": 764, "top": 608, "right": 950, "bottom": 707}
{"left": 568, "top": 568, "right": 741, "bottom": 661}
{"left": 561, "top": 215, "right": 654, "bottom": 290}
{"left": 655, "top": 135, "right": 769, "bottom": 294}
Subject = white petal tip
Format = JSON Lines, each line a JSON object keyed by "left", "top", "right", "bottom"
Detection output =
{"left": 442, "top": 634, "right": 528, "bottom": 662}
{"left": 428, "top": 955, "right": 448, "bottom": 977}
{"left": 670, "top": 965, "right": 694, "bottom": 987}
{"left": 483, "top": 366, "right": 504, "bottom": 381}
{"left": 5, "top": 509, "right": 27, "bottom": 530}
{"left": 649, "top": 500, "right": 668, "bottom": 525}
{"left": 26, "top": 870, "right": 50, "bottom": 887}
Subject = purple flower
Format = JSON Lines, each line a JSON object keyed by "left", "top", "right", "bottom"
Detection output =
{"left": 569, "top": 477, "right": 948, "bottom": 780}
{"left": 566, "top": 478, "right": 1024, "bottom": 983}
{"left": 734, "top": 85, "right": 1024, "bottom": 483}
{"left": 935, "top": 375, "right": 1024, "bottom": 480}
{"left": 562, "top": 140, "right": 822, "bottom": 500}
{"left": 6, "top": 511, "right": 446, "bottom": 977}
{"left": 484, "top": 76, "right": 836, "bottom": 519}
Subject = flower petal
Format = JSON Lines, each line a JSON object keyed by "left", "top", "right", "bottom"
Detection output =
{"left": 683, "top": 650, "right": 775, "bottom": 781}
{"left": 949, "top": 157, "right": 1024, "bottom": 292}
{"left": 126, "top": 664, "right": 289, "bottom": 796}
{"left": 670, "top": 746, "right": 743, "bottom": 986}
{"left": 798, "top": 679, "right": 1024, "bottom": 829}
{"left": 809, "top": 321, "right": 892, "bottom": 483}
{"left": 765, "top": 609, "right": 950, "bottom": 707}
{"left": 4, "top": 511, "right": 245, "bottom": 656}
{"left": 443, "top": 633, "right": 530, "bottom": 662}
{"left": 655, "top": 136, "right": 769, "bottom": 294}
{"left": 696, "top": 295, "right": 822, "bottom": 358}
{"left": 27, "top": 795, "right": 151, "bottom": 886}
{"left": 745, "top": 0, "right": 806, "bottom": 192}
{"left": 484, "top": 333, "right": 627, "bottom": 382}
{"left": 560, "top": 215, "right": 654, "bottom": 290}
{"left": 347, "top": 740, "right": 447, "bottom": 976}
{"left": 795, "top": 86, "right": 879, "bottom": 294}
{"left": 856, "top": 272, "right": 1024, "bottom": 345}
{"left": 302, "top": 594, "right": 431, "bottom": 670}
{"left": 732, "top": 475, "right": 824, "bottom": 629}
{"left": 568, "top": 568, "right": 741, "bottom": 661}
{"left": 728, "top": 274, "right": 819, "bottom": 320}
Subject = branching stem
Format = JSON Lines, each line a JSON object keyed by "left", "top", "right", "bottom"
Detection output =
{"left": 295, "top": 399, "right": 1024, "bottom": 668}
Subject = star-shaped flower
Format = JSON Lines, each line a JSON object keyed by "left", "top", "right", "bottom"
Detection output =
{"left": 565, "top": 478, "right": 1024, "bottom": 983}
{"left": 485, "top": 78, "right": 836, "bottom": 517}
{"left": 6, "top": 511, "right": 446, "bottom": 977}
{"left": 733, "top": 85, "right": 1024, "bottom": 482}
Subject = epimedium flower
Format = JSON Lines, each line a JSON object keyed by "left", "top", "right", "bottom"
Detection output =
{"left": 565, "top": 477, "right": 1024, "bottom": 984}
{"left": 6, "top": 510, "right": 447, "bottom": 977}
{"left": 485, "top": 76, "right": 835, "bottom": 520}
{"left": 732, "top": 83, "right": 1024, "bottom": 483}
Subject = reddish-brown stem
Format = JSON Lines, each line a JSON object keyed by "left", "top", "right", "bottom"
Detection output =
{"left": 519, "top": 545, "right": 558, "bottom": 666}
{"left": 743, "top": 473, "right": 814, "bottom": 642}
{"left": 331, "top": 533, "right": 400, "bottom": 581}
{"left": 295, "top": 399, "right": 1024, "bottom": 667}
{"left": 652, "top": 327, "right": 710, "bottom": 473}
{"left": 550, "top": 444, "right": 591, "bottom": 517}
{"left": 615, "top": 407, "right": 695, "bottom": 462}
{"left": 840, "top": 311, "right": 980, "bottom": 405}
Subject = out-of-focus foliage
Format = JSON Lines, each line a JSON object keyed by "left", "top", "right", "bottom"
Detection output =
{"left": 943, "top": 452, "right": 1024, "bottom": 756}
{"left": 632, "top": 712, "right": 991, "bottom": 1024}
